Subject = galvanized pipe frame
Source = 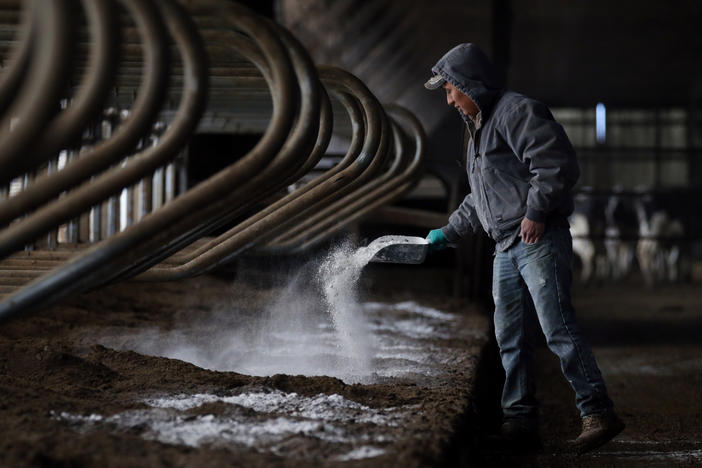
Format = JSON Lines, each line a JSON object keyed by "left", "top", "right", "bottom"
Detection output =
{"left": 176, "top": 89, "right": 366, "bottom": 260}
{"left": 0, "top": 0, "right": 171, "bottom": 227}
{"left": 258, "top": 69, "right": 392, "bottom": 249}
{"left": 201, "top": 21, "right": 322, "bottom": 193}
{"left": 267, "top": 115, "right": 407, "bottom": 249}
{"left": 0, "top": 1, "right": 32, "bottom": 118}
{"left": 134, "top": 67, "right": 389, "bottom": 280}
{"left": 0, "top": 2, "right": 300, "bottom": 273}
{"left": 270, "top": 113, "right": 413, "bottom": 250}
{"left": 1, "top": 88, "right": 364, "bottom": 280}
{"left": 132, "top": 88, "right": 363, "bottom": 280}
{"left": 262, "top": 87, "right": 392, "bottom": 249}
{"left": 0, "top": 0, "right": 209, "bottom": 318}
{"left": 14, "top": 0, "right": 121, "bottom": 178}
{"left": 96, "top": 24, "right": 332, "bottom": 278}
{"left": 107, "top": 19, "right": 328, "bottom": 283}
{"left": 171, "top": 67, "right": 382, "bottom": 258}
{"left": 150, "top": 87, "right": 363, "bottom": 269}
{"left": 198, "top": 67, "right": 389, "bottom": 254}
{"left": 55, "top": 0, "right": 330, "bottom": 282}
{"left": 58, "top": 37, "right": 284, "bottom": 119}
{"left": 0, "top": 11, "right": 288, "bottom": 260}
{"left": 0, "top": 0, "right": 74, "bottom": 187}
{"left": 0, "top": 0, "right": 422, "bottom": 315}
{"left": 0, "top": 2, "right": 221, "bottom": 256}
{"left": 38, "top": 0, "right": 119, "bottom": 249}
{"left": 96, "top": 27, "right": 317, "bottom": 277}
{"left": 0, "top": 80, "right": 337, "bottom": 276}
{"left": 123, "top": 86, "right": 331, "bottom": 273}
{"left": 0, "top": 0, "right": 319, "bottom": 314}
{"left": 292, "top": 104, "right": 427, "bottom": 252}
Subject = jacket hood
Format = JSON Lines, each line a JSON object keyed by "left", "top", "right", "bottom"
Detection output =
{"left": 431, "top": 43, "right": 503, "bottom": 124}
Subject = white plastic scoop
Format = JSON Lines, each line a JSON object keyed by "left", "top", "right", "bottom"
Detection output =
{"left": 367, "top": 235, "right": 429, "bottom": 264}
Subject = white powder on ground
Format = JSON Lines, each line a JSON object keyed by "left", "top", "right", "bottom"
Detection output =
{"left": 54, "top": 410, "right": 347, "bottom": 448}
{"left": 143, "top": 390, "right": 404, "bottom": 426}
{"left": 364, "top": 301, "right": 456, "bottom": 321}
{"left": 335, "top": 446, "right": 387, "bottom": 461}
{"left": 53, "top": 390, "right": 411, "bottom": 458}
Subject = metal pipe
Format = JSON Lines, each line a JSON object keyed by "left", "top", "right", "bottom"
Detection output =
{"left": 102, "top": 108, "right": 120, "bottom": 237}
{"left": 0, "top": 0, "right": 74, "bottom": 186}
{"left": 0, "top": 0, "right": 421, "bottom": 319}
{"left": 165, "top": 162, "right": 176, "bottom": 203}
{"left": 269, "top": 114, "right": 406, "bottom": 248}
{"left": 89, "top": 205, "right": 102, "bottom": 243}
{"left": 152, "top": 167, "right": 164, "bottom": 211}
{"left": 177, "top": 149, "right": 188, "bottom": 196}
{"left": 19, "top": 0, "right": 120, "bottom": 174}
{"left": 291, "top": 105, "right": 426, "bottom": 251}
{"left": 0, "top": 0, "right": 33, "bottom": 118}
{"left": 0, "top": 0, "right": 303, "bottom": 318}
{"left": 0, "top": 4, "right": 292, "bottom": 266}
{"left": 137, "top": 140, "right": 153, "bottom": 222}
{"left": 0, "top": 0, "right": 199, "bottom": 258}
{"left": 65, "top": 150, "right": 80, "bottom": 243}
{"left": 130, "top": 87, "right": 332, "bottom": 280}
{"left": 262, "top": 68, "right": 392, "bottom": 250}
{"left": 164, "top": 89, "right": 364, "bottom": 267}
{"left": 113, "top": 21, "right": 326, "bottom": 281}
{"left": 135, "top": 67, "right": 387, "bottom": 280}
{"left": 56, "top": 35, "right": 331, "bottom": 282}
{"left": 0, "top": 0, "right": 171, "bottom": 226}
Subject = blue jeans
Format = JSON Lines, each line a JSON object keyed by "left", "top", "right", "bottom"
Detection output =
{"left": 492, "top": 226, "right": 613, "bottom": 419}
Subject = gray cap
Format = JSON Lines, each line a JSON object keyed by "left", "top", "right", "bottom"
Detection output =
{"left": 424, "top": 74, "right": 445, "bottom": 90}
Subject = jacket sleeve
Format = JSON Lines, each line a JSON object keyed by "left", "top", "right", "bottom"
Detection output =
{"left": 441, "top": 192, "right": 481, "bottom": 242}
{"left": 498, "top": 99, "right": 580, "bottom": 223}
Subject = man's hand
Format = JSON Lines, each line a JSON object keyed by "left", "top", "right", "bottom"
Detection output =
{"left": 520, "top": 217, "right": 545, "bottom": 244}
{"left": 426, "top": 229, "right": 449, "bottom": 251}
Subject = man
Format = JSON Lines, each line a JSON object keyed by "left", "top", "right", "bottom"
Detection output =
{"left": 424, "top": 43, "right": 624, "bottom": 453}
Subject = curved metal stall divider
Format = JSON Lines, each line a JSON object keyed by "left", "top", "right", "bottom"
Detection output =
{"left": 0, "top": 0, "right": 428, "bottom": 322}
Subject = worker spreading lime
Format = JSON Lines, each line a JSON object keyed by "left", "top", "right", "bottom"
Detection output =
{"left": 424, "top": 43, "right": 624, "bottom": 454}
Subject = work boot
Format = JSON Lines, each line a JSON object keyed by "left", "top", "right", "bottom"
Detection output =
{"left": 573, "top": 411, "right": 625, "bottom": 454}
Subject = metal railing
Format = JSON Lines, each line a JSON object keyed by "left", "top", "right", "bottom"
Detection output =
{"left": 0, "top": 0, "right": 426, "bottom": 321}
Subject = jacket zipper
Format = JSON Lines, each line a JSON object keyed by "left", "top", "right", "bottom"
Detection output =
{"left": 473, "top": 127, "right": 496, "bottom": 233}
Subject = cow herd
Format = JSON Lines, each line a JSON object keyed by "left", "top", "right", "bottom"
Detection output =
{"left": 569, "top": 188, "right": 696, "bottom": 285}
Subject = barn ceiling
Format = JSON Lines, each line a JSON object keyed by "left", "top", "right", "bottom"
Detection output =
{"left": 278, "top": 0, "right": 702, "bottom": 146}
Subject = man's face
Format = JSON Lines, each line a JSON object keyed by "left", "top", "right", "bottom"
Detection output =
{"left": 443, "top": 82, "right": 479, "bottom": 117}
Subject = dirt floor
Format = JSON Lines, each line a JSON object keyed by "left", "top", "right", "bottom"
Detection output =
{"left": 0, "top": 271, "right": 489, "bottom": 468}
{"left": 467, "top": 280, "right": 702, "bottom": 467}
{"left": 4, "top": 258, "right": 700, "bottom": 468}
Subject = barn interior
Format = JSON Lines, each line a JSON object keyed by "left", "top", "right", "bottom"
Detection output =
{"left": 1, "top": 1, "right": 701, "bottom": 467}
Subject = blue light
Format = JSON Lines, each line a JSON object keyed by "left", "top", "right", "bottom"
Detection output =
{"left": 596, "top": 102, "right": 606, "bottom": 144}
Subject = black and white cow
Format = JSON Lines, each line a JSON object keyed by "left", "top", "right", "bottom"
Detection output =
{"left": 570, "top": 188, "right": 609, "bottom": 283}
{"left": 634, "top": 190, "right": 690, "bottom": 285}
{"left": 604, "top": 188, "right": 638, "bottom": 280}
{"left": 570, "top": 188, "right": 694, "bottom": 285}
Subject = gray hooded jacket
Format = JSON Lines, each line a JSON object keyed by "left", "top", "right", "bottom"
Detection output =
{"left": 432, "top": 43, "right": 579, "bottom": 251}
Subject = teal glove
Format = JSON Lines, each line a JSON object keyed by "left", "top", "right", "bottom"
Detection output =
{"left": 426, "top": 229, "right": 449, "bottom": 251}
